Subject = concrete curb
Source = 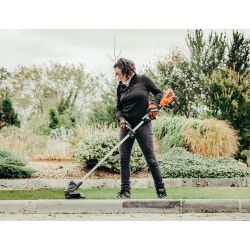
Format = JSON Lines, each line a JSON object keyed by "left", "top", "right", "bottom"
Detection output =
{"left": 0, "top": 177, "right": 249, "bottom": 190}
{"left": 1, "top": 199, "right": 250, "bottom": 214}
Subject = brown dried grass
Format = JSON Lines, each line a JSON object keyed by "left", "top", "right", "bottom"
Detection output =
{"left": 0, "top": 126, "right": 48, "bottom": 159}
{"left": 185, "top": 118, "right": 239, "bottom": 157}
{"left": 0, "top": 126, "right": 73, "bottom": 160}
{"left": 70, "top": 122, "right": 116, "bottom": 146}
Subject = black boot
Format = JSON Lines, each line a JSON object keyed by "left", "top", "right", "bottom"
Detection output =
{"left": 156, "top": 188, "right": 167, "bottom": 199}
{"left": 117, "top": 190, "right": 131, "bottom": 199}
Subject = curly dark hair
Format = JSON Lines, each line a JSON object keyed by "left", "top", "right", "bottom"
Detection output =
{"left": 113, "top": 58, "right": 136, "bottom": 77}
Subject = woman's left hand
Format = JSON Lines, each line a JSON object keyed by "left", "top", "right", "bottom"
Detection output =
{"left": 147, "top": 104, "right": 158, "bottom": 120}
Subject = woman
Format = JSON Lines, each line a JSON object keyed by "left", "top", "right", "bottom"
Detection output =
{"left": 114, "top": 58, "right": 167, "bottom": 199}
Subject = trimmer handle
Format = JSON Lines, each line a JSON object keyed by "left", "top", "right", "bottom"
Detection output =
{"left": 124, "top": 124, "right": 136, "bottom": 138}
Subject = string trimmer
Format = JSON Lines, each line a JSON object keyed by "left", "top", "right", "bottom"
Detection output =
{"left": 64, "top": 88, "right": 178, "bottom": 199}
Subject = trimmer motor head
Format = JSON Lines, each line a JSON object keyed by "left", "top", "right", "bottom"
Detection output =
{"left": 64, "top": 180, "right": 85, "bottom": 199}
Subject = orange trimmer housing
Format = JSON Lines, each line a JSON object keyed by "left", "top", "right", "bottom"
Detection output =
{"left": 159, "top": 88, "right": 176, "bottom": 108}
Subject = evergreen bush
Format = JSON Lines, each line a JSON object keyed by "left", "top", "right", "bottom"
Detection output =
{"left": 0, "top": 150, "right": 33, "bottom": 178}
{"left": 159, "top": 147, "right": 249, "bottom": 178}
{"left": 74, "top": 131, "right": 147, "bottom": 173}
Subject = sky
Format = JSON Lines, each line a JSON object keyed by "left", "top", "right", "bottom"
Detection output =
{"left": 1, "top": 29, "right": 250, "bottom": 76}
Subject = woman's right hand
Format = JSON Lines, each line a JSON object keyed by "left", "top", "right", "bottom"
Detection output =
{"left": 120, "top": 119, "right": 131, "bottom": 131}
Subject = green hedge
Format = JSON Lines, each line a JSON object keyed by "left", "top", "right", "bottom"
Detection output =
{"left": 158, "top": 147, "right": 250, "bottom": 178}
{"left": 0, "top": 150, "right": 33, "bottom": 178}
{"left": 74, "top": 131, "right": 147, "bottom": 173}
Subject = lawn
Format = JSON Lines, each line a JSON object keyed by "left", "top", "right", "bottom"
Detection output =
{"left": 1, "top": 187, "right": 250, "bottom": 200}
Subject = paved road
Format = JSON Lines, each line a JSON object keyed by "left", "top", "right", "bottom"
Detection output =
{"left": 1, "top": 213, "right": 250, "bottom": 221}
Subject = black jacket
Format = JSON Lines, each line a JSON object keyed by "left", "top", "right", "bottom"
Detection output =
{"left": 115, "top": 74, "right": 162, "bottom": 126}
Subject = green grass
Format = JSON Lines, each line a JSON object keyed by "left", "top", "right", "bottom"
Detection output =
{"left": 1, "top": 187, "right": 250, "bottom": 200}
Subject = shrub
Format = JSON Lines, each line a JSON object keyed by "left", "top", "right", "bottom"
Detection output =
{"left": 0, "top": 97, "right": 20, "bottom": 129}
{"left": 185, "top": 118, "right": 239, "bottom": 157}
{"left": 153, "top": 114, "right": 239, "bottom": 157}
{"left": 50, "top": 126, "right": 75, "bottom": 141}
{"left": 0, "top": 150, "right": 27, "bottom": 166}
{"left": 26, "top": 112, "right": 51, "bottom": 136}
{"left": 153, "top": 115, "right": 195, "bottom": 151}
{"left": 0, "top": 161, "right": 33, "bottom": 178}
{"left": 204, "top": 68, "right": 250, "bottom": 149}
{"left": 49, "top": 109, "right": 59, "bottom": 129}
{"left": 159, "top": 147, "right": 249, "bottom": 178}
{"left": 241, "top": 150, "right": 250, "bottom": 167}
{"left": 74, "top": 130, "right": 147, "bottom": 173}
{"left": 0, "top": 150, "right": 33, "bottom": 178}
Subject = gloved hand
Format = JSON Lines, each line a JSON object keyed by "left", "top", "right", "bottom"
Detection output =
{"left": 147, "top": 103, "right": 158, "bottom": 120}
{"left": 120, "top": 119, "right": 132, "bottom": 131}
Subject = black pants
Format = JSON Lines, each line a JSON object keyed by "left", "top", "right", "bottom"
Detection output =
{"left": 119, "top": 121, "right": 165, "bottom": 191}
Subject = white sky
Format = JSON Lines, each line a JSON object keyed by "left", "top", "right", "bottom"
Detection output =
{"left": 1, "top": 29, "right": 250, "bottom": 76}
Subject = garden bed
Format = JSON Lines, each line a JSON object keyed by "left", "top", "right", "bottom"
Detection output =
{"left": 28, "top": 161, "right": 151, "bottom": 179}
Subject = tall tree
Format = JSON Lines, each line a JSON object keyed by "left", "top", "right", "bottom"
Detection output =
{"left": 226, "top": 30, "right": 250, "bottom": 76}
{"left": 10, "top": 63, "right": 97, "bottom": 114}
{"left": 0, "top": 96, "right": 20, "bottom": 129}
{"left": 0, "top": 67, "right": 10, "bottom": 86}
{"left": 186, "top": 29, "right": 227, "bottom": 76}
{"left": 144, "top": 50, "right": 207, "bottom": 118}
{"left": 11, "top": 65, "right": 56, "bottom": 113}
{"left": 0, "top": 68, "right": 11, "bottom": 99}
{"left": 144, "top": 30, "right": 228, "bottom": 118}
{"left": 205, "top": 68, "right": 250, "bottom": 149}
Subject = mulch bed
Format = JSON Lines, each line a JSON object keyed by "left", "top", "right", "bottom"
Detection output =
{"left": 29, "top": 161, "right": 150, "bottom": 179}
